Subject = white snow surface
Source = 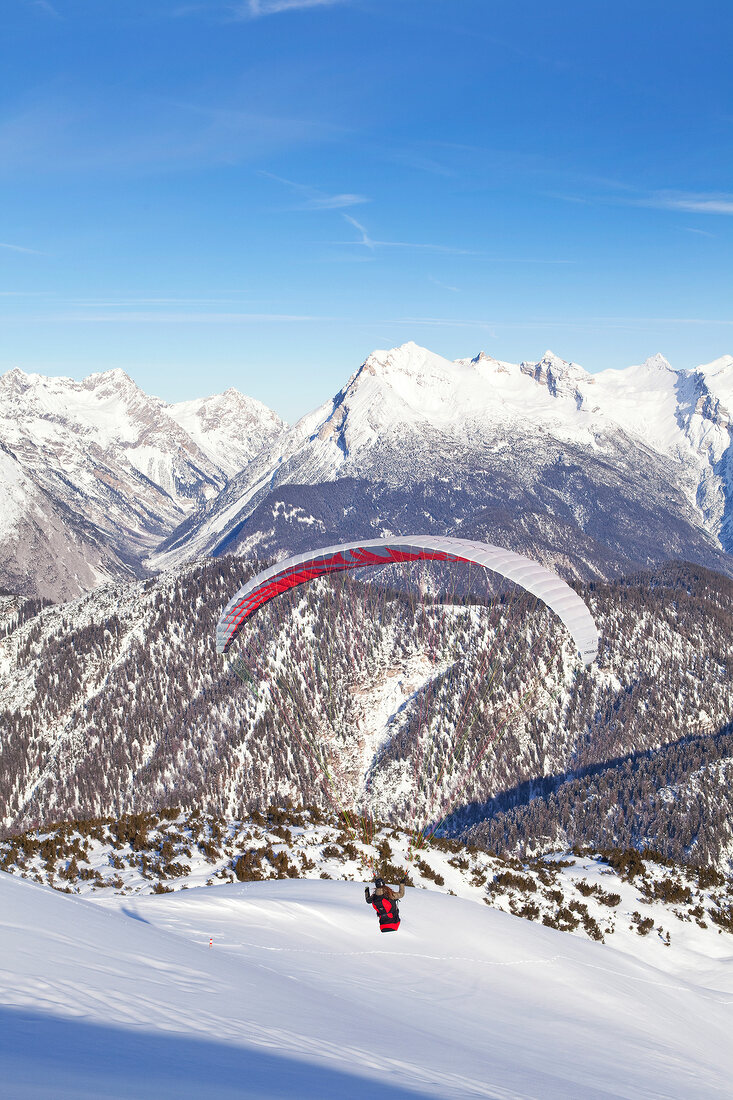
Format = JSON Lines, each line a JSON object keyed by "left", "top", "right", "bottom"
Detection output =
{"left": 2, "top": 871, "right": 732, "bottom": 1099}
{"left": 0, "top": 446, "right": 37, "bottom": 537}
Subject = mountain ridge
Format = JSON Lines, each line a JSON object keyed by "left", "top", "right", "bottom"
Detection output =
{"left": 3, "top": 343, "right": 733, "bottom": 599}
{"left": 149, "top": 342, "right": 733, "bottom": 582}
{"left": 0, "top": 367, "right": 286, "bottom": 598}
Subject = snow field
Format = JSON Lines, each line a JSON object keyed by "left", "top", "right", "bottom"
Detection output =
{"left": 2, "top": 871, "right": 732, "bottom": 1099}
{"left": 4, "top": 809, "right": 733, "bottom": 970}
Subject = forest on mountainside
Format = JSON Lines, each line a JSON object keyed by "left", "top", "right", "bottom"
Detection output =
{"left": 1, "top": 557, "right": 732, "bottom": 871}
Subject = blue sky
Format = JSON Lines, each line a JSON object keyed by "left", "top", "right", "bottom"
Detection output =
{"left": 2, "top": 0, "right": 732, "bottom": 421}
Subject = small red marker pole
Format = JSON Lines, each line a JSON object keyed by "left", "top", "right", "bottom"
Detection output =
{"left": 209, "top": 937, "right": 213, "bottom": 948}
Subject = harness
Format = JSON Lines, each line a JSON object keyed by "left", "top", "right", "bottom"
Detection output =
{"left": 372, "top": 893, "right": 401, "bottom": 932}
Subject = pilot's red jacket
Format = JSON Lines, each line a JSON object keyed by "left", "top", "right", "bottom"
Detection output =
{"left": 365, "top": 883, "right": 405, "bottom": 932}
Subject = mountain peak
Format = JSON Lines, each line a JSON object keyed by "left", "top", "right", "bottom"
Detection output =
{"left": 640, "top": 353, "right": 673, "bottom": 373}
{"left": 91, "top": 367, "right": 132, "bottom": 381}
{"left": 536, "top": 350, "right": 586, "bottom": 374}
{"left": 0, "top": 366, "right": 66, "bottom": 393}
{"left": 362, "top": 341, "right": 435, "bottom": 373}
{"left": 468, "top": 350, "right": 501, "bottom": 367}
{"left": 519, "top": 350, "right": 588, "bottom": 398}
{"left": 348, "top": 343, "right": 458, "bottom": 400}
{"left": 0, "top": 364, "right": 286, "bottom": 597}
{"left": 0, "top": 367, "right": 31, "bottom": 393}
{"left": 82, "top": 367, "right": 142, "bottom": 395}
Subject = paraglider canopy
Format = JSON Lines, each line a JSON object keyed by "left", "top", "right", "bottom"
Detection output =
{"left": 215, "top": 536, "right": 598, "bottom": 666}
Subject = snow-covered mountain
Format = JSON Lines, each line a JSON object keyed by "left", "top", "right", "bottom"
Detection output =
{"left": 168, "top": 387, "right": 284, "bottom": 478}
{"left": 0, "top": 368, "right": 285, "bottom": 598}
{"left": 0, "top": 442, "right": 134, "bottom": 600}
{"left": 150, "top": 342, "right": 733, "bottom": 581}
{"left": 3, "top": 344, "right": 733, "bottom": 598}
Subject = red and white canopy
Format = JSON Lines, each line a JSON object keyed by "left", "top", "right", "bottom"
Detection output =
{"left": 215, "top": 536, "right": 599, "bottom": 666}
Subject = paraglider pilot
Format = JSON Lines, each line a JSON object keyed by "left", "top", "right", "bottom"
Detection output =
{"left": 365, "top": 877, "right": 405, "bottom": 932}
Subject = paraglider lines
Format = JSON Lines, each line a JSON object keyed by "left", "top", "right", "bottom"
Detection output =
{"left": 216, "top": 537, "right": 598, "bottom": 869}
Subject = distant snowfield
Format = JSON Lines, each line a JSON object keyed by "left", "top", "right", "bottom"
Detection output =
{"left": 2, "top": 873, "right": 732, "bottom": 1099}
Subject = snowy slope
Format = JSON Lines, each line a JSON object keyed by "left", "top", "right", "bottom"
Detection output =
{"left": 0, "top": 366, "right": 223, "bottom": 513}
{"left": 0, "top": 442, "right": 135, "bottom": 599}
{"left": 2, "top": 871, "right": 732, "bottom": 1099}
{"left": 0, "top": 367, "right": 284, "bottom": 598}
{"left": 150, "top": 342, "right": 733, "bottom": 578}
{"left": 697, "top": 354, "right": 733, "bottom": 410}
{"left": 589, "top": 355, "right": 731, "bottom": 533}
{"left": 6, "top": 806, "right": 732, "bottom": 951}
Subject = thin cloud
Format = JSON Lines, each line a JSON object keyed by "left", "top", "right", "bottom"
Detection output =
{"left": 498, "top": 316, "right": 733, "bottom": 329}
{"left": 0, "top": 95, "right": 342, "bottom": 175}
{"left": 239, "top": 0, "right": 347, "bottom": 17}
{"left": 0, "top": 241, "right": 45, "bottom": 255}
{"left": 389, "top": 150, "right": 456, "bottom": 179}
{"left": 554, "top": 187, "right": 733, "bottom": 218}
{"left": 429, "top": 276, "right": 461, "bottom": 294}
{"left": 393, "top": 316, "right": 496, "bottom": 330}
{"left": 306, "top": 193, "right": 367, "bottom": 210}
{"left": 260, "top": 171, "right": 368, "bottom": 210}
{"left": 484, "top": 257, "right": 575, "bottom": 265}
{"left": 381, "top": 315, "right": 733, "bottom": 331}
{"left": 610, "top": 316, "right": 733, "bottom": 326}
{"left": 335, "top": 219, "right": 572, "bottom": 262}
{"left": 65, "top": 297, "right": 254, "bottom": 308}
{"left": 29, "top": 311, "right": 327, "bottom": 323}
{"left": 26, "top": 0, "right": 61, "bottom": 16}
{"left": 650, "top": 192, "right": 733, "bottom": 215}
{"left": 343, "top": 214, "right": 375, "bottom": 250}
{"left": 338, "top": 214, "right": 477, "bottom": 255}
